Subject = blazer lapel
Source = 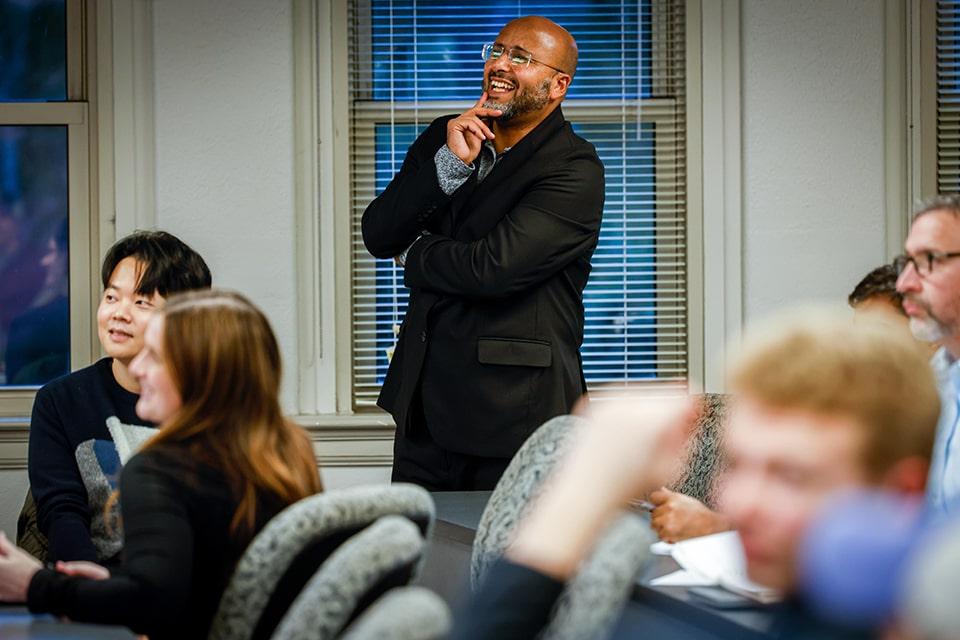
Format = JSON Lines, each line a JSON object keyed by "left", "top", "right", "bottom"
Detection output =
{"left": 453, "top": 107, "right": 568, "bottom": 238}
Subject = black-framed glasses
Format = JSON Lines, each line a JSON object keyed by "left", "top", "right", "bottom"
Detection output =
{"left": 481, "top": 43, "right": 567, "bottom": 74}
{"left": 893, "top": 251, "right": 960, "bottom": 277}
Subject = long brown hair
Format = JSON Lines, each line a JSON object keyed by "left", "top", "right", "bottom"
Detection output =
{"left": 143, "top": 289, "right": 321, "bottom": 535}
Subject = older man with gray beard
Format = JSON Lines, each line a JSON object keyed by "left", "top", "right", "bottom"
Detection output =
{"left": 895, "top": 194, "right": 960, "bottom": 515}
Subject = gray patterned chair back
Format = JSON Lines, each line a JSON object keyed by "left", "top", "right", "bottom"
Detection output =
{"left": 671, "top": 393, "right": 729, "bottom": 507}
{"left": 208, "top": 484, "right": 435, "bottom": 640}
{"left": 339, "top": 586, "right": 451, "bottom": 640}
{"left": 470, "top": 412, "right": 654, "bottom": 640}
{"left": 540, "top": 512, "right": 653, "bottom": 640}
{"left": 468, "top": 394, "right": 729, "bottom": 639}
{"left": 271, "top": 515, "right": 428, "bottom": 640}
{"left": 471, "top": 414, "right": 583, "bottom": 590}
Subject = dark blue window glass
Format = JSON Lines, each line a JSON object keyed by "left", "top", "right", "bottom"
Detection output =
{"left": 0, "top": 0, "right": 67, "bottom": 102}
{"left": 0, "top": 125, "right": 70, "bottom": 387}
{"left": 576, "top": 121, "right": 658, "bottom": 382}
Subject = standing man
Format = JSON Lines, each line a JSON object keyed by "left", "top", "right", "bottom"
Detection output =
{"left": 896, "top": 195, "right": 960, "bottom": 515}
{"left": 362, "top": 16, "right": 604, "bottom": 491}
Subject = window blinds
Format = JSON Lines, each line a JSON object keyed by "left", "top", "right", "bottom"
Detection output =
{"left": 939, "top": 0, "right": 960, "bottom": 192}
{"left": 349, "top": 0, "right": 688, "bottom": 408}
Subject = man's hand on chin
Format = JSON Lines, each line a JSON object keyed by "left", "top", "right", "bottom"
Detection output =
{"left": 446, "top": 91, "right": 502, "bottom": 165}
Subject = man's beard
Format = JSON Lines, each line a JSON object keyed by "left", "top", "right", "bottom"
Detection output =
{"left": 905, "top": 296, "right": 950, "bottom": 343}
{"left": 482, "top": 75, "right": 552, "bottom": 121}
{"left": 909, "top": 316, "right": 948, "bottom": 343}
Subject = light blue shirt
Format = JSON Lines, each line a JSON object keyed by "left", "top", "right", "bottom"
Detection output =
{"left": 927, "top": 347, "right": 960, "bottom": 516}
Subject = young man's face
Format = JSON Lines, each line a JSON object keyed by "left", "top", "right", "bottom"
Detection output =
{"left": 719, "top": 398, "right": 869, "bottom": 592}
{"left": 96, "top": 256, "right": 165, "bottom": 365}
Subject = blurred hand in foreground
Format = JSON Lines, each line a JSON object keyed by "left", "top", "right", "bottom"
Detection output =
{"left": 508, "top": 390, "right": 698, "bottom": 580}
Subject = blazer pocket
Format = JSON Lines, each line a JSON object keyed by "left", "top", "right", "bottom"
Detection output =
{"left": 477, "top": 337, "right": 552, "bottom": 368}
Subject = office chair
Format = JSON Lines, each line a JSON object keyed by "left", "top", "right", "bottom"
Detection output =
{"left": 208, "top": 483, "right": 434, "bottom": 640}
{"left": 271, "top": 515, "right": 429, "bottom": 640}
{"left": 339, "top": 586, "right": 452, "bottom": 640}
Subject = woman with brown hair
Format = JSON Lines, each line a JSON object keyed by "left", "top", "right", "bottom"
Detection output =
{"left": 0, "top": 290, "right": 322, "bottom": 639}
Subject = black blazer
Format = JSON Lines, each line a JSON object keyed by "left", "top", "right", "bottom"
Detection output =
{"left": 362, "top": 106, "right": 605, "bottom": 457}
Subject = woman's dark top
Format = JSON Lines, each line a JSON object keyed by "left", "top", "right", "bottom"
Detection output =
{"left": 27, "top": 445, "right": 285, "bottom": 639}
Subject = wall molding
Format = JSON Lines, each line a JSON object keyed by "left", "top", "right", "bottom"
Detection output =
{"left": 297, "top": 413, "right": 395, "bottom": 467}
{"left": 0, "top": 427, "right": 28, "bottom": 471}
{"left": 0, "top": 413, "right": 394, "bottom": 471}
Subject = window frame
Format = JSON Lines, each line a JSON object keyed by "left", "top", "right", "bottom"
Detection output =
{"left": 914, "top": 0, "right": 946, "bottom": 201}
{"left": 0, "top": 0, "right": 158, "bottom": 422}
{"left": 0, "top": 1, "right": 96, "bottom": 419}
{"left": 296, "top": 0, "right": 739, "bottom": 421}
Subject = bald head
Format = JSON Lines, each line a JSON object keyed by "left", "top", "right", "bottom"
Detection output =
{"left": 500, "top": 16, "right": 578, "bottom": 78}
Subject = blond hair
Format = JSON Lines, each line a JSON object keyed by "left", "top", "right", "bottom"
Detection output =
{"left": 729, "top": 307, "right": 940, "bottom": 479}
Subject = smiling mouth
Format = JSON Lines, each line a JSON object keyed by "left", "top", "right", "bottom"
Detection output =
{"left": 487, "top": 77, "right": 516, "bottom": 93}
{"left": 108, "top": 328, "right": 133, "bottom": 339}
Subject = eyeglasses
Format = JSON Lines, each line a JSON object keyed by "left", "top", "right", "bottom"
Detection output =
{"left": 481, "top": 43, "right": 567, "bottom": 74}
{"left": 893, "top": 250, "right": 960, "bottom": 277}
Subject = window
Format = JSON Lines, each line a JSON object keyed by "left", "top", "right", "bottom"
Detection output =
{"left": 347, "top": 0, "right": 689, "bottom": 408}
{"left": 0, "top": 0, "right": 94, "bottom": 417}
{"left": 936, "top": 0, "right": 960, "bottom": 192}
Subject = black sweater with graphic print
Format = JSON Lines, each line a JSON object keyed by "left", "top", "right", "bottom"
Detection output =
{"left": 27, "top": 357, "right": 153, "bottom": 563}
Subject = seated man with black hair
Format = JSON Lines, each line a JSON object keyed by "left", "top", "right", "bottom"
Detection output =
{"left": 23, "top": 230, "right": 211, "bottom": 565}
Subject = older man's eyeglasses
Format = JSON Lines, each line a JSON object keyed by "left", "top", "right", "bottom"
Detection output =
{"left": 893, "top": 251, "right": 960, "bottom": 277}
{"left": 481, "top": 43, "right": 566, "bottom": 74}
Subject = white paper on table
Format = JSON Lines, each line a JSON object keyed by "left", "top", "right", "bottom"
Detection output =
{"left": 669, "top": 531, "right": 781, "bottom": 604}
{"left": 649, "top": 569, "right": 715, "bottom": 587}
{"left": 650, "top": 541, "right": 675, "bottom": 556}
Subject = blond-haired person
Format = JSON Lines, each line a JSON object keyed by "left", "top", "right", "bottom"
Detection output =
{"left": 0, "top": 290, "right": 321, "bottom": 639}
{"left": 649, "top": 263, "right": 936, "bottom": 544}
{"left": 721, "top": 309, "right": 936, "bottom": 593}
{"left": 449, "top": 309, "right": 938, "bottom": 637}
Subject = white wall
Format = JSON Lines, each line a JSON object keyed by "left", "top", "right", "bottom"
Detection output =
{"left": 741, "top": 0, "right": 888, "bottom": 326}
{"left": 152, "top": 0, "right": 300, "bottom": 410}
{"left": 0, "top": 0, "right": 901, "bottom": 541}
